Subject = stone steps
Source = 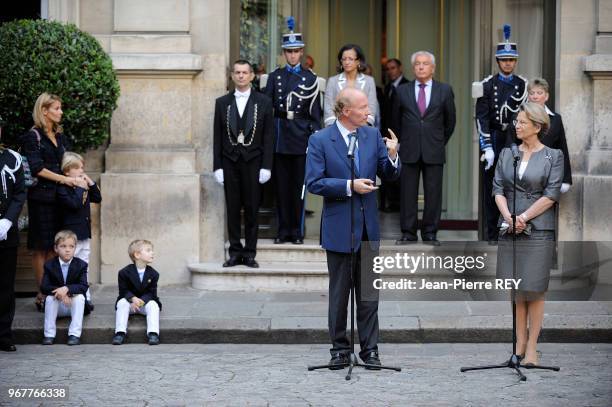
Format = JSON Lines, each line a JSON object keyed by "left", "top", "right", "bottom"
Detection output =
{"left": 192, "top": 239, "right": 594, "bottom": 292}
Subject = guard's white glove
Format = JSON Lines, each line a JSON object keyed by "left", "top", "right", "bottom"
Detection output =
{"left": 481, "top": 148, "right": 495, "bottom": 171}
{"left": 560, "top": 183, "right": 571, "bottom": 194}
{"left": 0, "top": 219, "right": 12, "bottom": 241}
{"left": 214, "top": 169, "right": 224, "bottom": 185}
{"left": 259, "top": 169, "right": 271, "bottom": 184}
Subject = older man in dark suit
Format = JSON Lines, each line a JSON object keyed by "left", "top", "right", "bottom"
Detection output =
{"left": 213, "top": 60, "right": 274, "bottom": 268}
{"left": 392, "top": 51, "right": 456, "bottom": 245}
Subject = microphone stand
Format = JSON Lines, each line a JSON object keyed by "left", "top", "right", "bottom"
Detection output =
{"left": 308, "top": 132, "right": 400, "bottom": 380}
{"left": 461, "top": 146, "right": 559, "bottom": 381}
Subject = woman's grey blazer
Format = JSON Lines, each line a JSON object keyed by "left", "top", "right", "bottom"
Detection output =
{"left": 492, "top": 146, "right": 564, "bottom": 231}
{"left": 323, "top": 72, "right": 379, "bottom": 127}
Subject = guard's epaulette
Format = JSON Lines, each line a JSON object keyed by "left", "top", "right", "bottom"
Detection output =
{"left": 517, "top": 74, "right": 528, "bottom": 84}
{"left": 481, "top": 74, "right": 493, "bottom": 84}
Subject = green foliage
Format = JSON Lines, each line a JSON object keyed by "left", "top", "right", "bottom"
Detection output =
{"left": 0, "top": 19, "right": 119, "bottom": 152}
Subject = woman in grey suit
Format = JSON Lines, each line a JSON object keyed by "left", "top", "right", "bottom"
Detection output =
{"left": 324, "top": 44, "right": 379, "bottom": 127}
{"left": 493, "top": 102, "right": 564, "bottom": 366}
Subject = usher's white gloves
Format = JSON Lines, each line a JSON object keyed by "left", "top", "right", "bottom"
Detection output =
{"left": 214, "top": 169, "right": 224, "bottom": 185}
{"left": 259, "top": 169, "right": 271, "bottom": 184}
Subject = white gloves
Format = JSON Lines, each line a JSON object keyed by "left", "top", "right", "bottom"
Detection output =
{"left": 214, "top": 169, "right": 224, "bottom": 185}
{"left": 259, "top": 169, "right": 271, "bottom": 184}
{"left": 215, "top": 168, "right": 271, "bottom": 185}
{"left": 0, "top": 219, "right": 12, "bottom": 241}
{"left": 560, "top": 183, "right": 571, "bottom": 194}
{"left": 481, "top": 148, "right": 495, "bottom": 171}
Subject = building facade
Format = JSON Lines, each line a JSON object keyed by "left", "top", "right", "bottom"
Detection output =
{"left": 10, "top": 0, "right": 611, "bottom": 287}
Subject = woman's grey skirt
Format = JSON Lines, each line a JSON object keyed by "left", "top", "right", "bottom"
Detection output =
{"left": 496, "top": 229, "right": 555, "bottom": 293}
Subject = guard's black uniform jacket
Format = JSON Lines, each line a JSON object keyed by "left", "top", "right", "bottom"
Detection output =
{"left": 0, "top": 149, "right": 25, "bottom": 248}
{"left": 264, "top": 65, "right": 322, "bottom": 154}
{"left": 475, "top": 73, "right": 528, "bottom": 156}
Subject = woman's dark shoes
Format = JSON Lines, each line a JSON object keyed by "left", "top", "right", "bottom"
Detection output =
{"left": 223, "top": 256, "right": 242, "bottom": 267}
{"left": 0, "top": 344, "right": 16, "bottom": 352}
{"left": 363, "top": 351, "right": 382, "bottom": 370}
{"left": 112, "top": 332, "right": 126, "bottom": 345}
{"left": 292, "top": 238, "right": 304, "bottom": 245}
{"left": 328, "top": 353, "right": 348, "bottom": 370}
{"left": 243, "top": 257, "right": 259, "bottom": 268}
{"left": 42, "top": 337, "right": 54, "bottom": 345}
{"left": 274, "top": 237, "right": 289, "bottom": 244}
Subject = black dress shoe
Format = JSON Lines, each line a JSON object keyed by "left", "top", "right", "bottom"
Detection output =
{"left": 42, "top": 337, "right": 54, "bottom": 345}
{"left": 274, "top": 237, "right": 288, "bottom": 244}
{"left": 422, "top": 237, "right": 441, "bottom": 246}
{"left": 0, "top": 344, "right": 16, "bottom": 352}
{"left": 362, "top": 351, "right": 382, "bottom": 370}
{"left": 328, "top": 353, "right": 348, "bottom": 370}
{"left": 292, "top": 238, "right": 304, "bottom": 245}
{"left": 67, "top": 335, "right": 80, "bottom": 346}
{"left": 395, "top": 235, "right": 417, "bottom": 245}
{"left": 147, "top": 332, "right": 160, "bottom": 345}
{"left": 112, "top": 332, "right": 126, "bottom": 345}
{"left": 243, "top": 257, "right": 259, "bottom": 268}
{"left": 222, "top": 256, "right": 242, "bottom": 267}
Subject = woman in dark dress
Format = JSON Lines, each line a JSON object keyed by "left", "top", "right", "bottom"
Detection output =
{"left": 493, "top": 102, "right": 564, "bottom": 366}
{"left": 20, "top": 93, "right": 87, "bottom": 310}
{"left": 0, "top": 116, "right": 26, "bottom": 352}
{"left": 507, "top": 77, "right": 572, "bottom": 192}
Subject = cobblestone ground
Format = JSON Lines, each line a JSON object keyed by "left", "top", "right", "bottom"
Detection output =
{"left": 1, "top": 343, "right": 611, "bottom": 406}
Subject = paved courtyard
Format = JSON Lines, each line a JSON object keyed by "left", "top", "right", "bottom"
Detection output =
{"left": 1, "top": 343, "right": 611, "bottom": 406}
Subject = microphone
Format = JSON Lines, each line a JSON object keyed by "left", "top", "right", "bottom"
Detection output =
{"left": 347, "top": 133, "right": 358, "bottom": 158}
{"left": 510, "top": 143, "right": 520, "bottom": 162}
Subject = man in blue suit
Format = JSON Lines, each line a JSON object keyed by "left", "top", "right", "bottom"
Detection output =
{"left": 305, "top": 87, "right": 400, "bottom": 369}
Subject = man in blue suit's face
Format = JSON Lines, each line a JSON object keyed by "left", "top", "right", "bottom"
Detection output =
{"left": 338, "top": 89, "right": 370, "bottom": 130}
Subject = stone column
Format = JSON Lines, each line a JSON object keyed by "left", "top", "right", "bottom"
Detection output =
{"left": 47, "top": 0, "right": 80, "bottom": 25}
{"left": 100, "top": 0, "right": 203, "bottom": 284}
{"left": 583, "top": 0, "right": 612, "bottom": 241}
{"left": 556, "top": 0, "right": 597, "bottom": 240}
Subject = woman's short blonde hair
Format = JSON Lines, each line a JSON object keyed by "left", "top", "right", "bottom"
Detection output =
{"left": 528, "top": 77, "right": 550, "bottom": 94}
{"left": 520, "top": 102, "right": 550, "bottom": 139}
{"left": 61, "top": 151, "right": 84, "bottom": 174}
{"left": 33, "top": 92, "right": 63, "bottom": 133}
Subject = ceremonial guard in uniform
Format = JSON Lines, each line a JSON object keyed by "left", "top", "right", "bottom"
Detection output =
{"left": 264, "top": 17, "right": 322, "bottom": 244}
{"left": 0, "top": 117, "right": 26, "bottom": 352}
{"left": 474, "top": 24, "right": 528, "bottom": 243}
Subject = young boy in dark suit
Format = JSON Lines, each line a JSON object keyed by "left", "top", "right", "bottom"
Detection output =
{"left": 57, "top": 152, "right": 101, "bottom": 312}
{"left": 112, "top": 239, "right": 162, "bottom": 345}
{"left": 41, "top": 230, "right": 88, "bottom": 345}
